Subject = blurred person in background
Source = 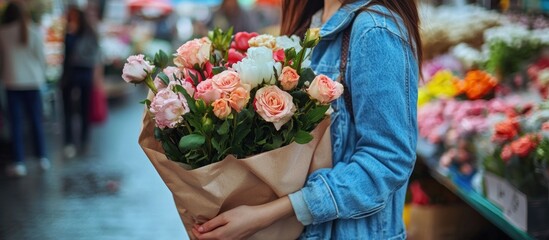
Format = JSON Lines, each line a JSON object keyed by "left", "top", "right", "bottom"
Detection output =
{"left": 0, "top": 0, "right": 50, "bottom": 177}
{"left": 60, "top": 5, "right": 100, "bottom": 158}
{"left": 208, "top": 0, "right": 260, "bottom": 33}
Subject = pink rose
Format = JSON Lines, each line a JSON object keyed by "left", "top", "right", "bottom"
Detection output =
{"left": 122, "top": 54, "right": 154, "bottom": 83}
{"left": 227, "top": 48, "right": 246, "bottom": 67}
{"left": 307, "top": 74, "right": 344, "bottom": 104}
{"left": 154, "top": 77, "right": 167, "bottom": 90}
{"left": 229, "top": 86, "right": 250, "bottom": 112}
{"left": 184, "top": 62, "right": 213, "bottom": 84}
{"left": 212, "top": 99, "right": 232, "bottom": 119}
{"left": 194, "top": 79, "right": 222, "bottom": 104}
{"left": 254, "top": 85, "right": 296, "bottom": 130}
{"left": 231, "top": 32, "right": 259, "bottom": 52}
{"left": 279, "top": 66, "right": 299, "bottom": 91}
{"left": 211, "top": 70, "right": 241, "bottom": 96}
{"left": 155, "top": 67, "right": 183, "bottom": 90}
{"left": 174, "top": 38, "right": 211, "bottom": 69}
{"left": 500, "top": 144, "right": 513, "bottom": 163}
{"left": 168, "top": 79, "right": 195, "bottom": 97}
{"left": 149, "top": 88, "right": 189, "bottom": 129}
{"left": 164, "top": 66, "right": 183, "bottom": 82}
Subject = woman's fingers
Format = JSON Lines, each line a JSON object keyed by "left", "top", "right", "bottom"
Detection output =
{"left": 198, "top": 214, "right": 229, "bottom": 233}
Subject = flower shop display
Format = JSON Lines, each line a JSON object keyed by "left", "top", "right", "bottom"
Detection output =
{"left": 417, "top": 3, "right": 549, "bottom": 237}
{"left": 122, "top": 28, "right": 341, "bottom": 239}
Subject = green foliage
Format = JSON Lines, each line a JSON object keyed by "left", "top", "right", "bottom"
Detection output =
{"left": 154, "top": 50, "right": 170, "bottom": 69}
{"left": 485, "top": 40, "right": 543, "bottom": 80}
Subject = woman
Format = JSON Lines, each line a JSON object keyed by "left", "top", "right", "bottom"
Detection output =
{"left": 193, "top": 0, "right": 421, "bottom": 239}
{"left": 60, "top": 5, "right": 100, "bottom": 158}
{"left": 0, "top": 1, "right": 50, "bottom": 176}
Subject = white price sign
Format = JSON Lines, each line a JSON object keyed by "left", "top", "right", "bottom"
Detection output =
{"left": 485, "top": 173, "right": 512, "bottom": 208}
{"left": 504, "top": 187, "right": 528, "bottom": 232}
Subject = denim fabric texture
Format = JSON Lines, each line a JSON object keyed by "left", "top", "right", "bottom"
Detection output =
{"left": 287, "top": 1, "right": 419, "bottom": 239}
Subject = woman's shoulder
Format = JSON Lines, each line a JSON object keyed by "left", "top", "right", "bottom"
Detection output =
{"left": 352, "top": 5, "right": 409, "bottom": 43}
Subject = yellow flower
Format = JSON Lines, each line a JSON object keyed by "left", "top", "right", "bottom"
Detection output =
{"left": 425, "top": 70, "right": 459, "bottom": 98}
{"left": 418, "top": 88, "right": 433, "bottom": 107}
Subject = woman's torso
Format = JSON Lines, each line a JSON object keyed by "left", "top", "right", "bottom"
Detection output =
{"left": 0, "top": 22, "right": 45, "bottom": 90}
{"left": 304, "top": 1, "right": 418, "bottom": 239}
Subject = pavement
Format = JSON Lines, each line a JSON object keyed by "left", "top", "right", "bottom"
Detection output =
{"left": 0, "top": 86, "right": 189, "bottom": 240}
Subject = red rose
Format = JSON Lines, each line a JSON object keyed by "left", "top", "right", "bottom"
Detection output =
{"left": 231, "top": 32, "right": 259, "bottom": 52}
{"left": 227, "top": 48, "right": 246, "bottom": 67}
{"left": 491, "top": 119, "right": 519, "bottom": 143}
{"left": 510, "top": 135, "right": 539, "bottom": 158}
{"left": 273, "top": 49, "right": 285, "bottom": 63}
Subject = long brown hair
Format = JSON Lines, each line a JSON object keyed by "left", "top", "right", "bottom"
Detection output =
{"left": 1, "top": 1, "right": 29, "bottom": 46}
{"left": 280, "top": 0, "right": 422, "bottom": 64}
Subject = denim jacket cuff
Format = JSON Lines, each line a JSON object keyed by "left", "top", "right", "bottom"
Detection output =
{"left": 302, "top": 174, "right": 339, "bottom": 223}
{"left": 288, "top": 190, "right": 314, "bottom": 225}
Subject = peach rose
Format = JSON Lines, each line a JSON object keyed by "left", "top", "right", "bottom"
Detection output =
{"left": 279, "top": 66, "right": 300, "bottom": 91}
{"left": 211, "top": 70, "right": 241, "bottom": 96}
{"left": 174, "top": 38, "right": 211, "bottom": 69}
{"left": 194, "top": 79, "right": 222, "bottom": 104}
{"left": 254, "top": 85, "right": 296, "bottom": 130}
{"left": 307, "top": 74, "right": 344, "bottom": 104}
{"left": 510, "top": 134, "right": 539, "bottom": 158}
{"left": 212, "top": 98, "right": 232, "bottom": 119}
{"left": 229, "top": 87, "right": 250, "bottom": 112}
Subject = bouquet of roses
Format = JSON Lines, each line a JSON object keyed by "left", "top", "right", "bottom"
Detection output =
{"left": 122, "top": 28, "right": 341, "bottom": 239}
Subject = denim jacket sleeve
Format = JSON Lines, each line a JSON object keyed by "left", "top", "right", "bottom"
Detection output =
{"left": 289, "top": 23, "right": 418, "bottom": 225}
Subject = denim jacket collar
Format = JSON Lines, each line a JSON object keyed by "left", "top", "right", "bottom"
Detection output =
{"left": 320, "top": 0, "right": 372, "bottom": 40}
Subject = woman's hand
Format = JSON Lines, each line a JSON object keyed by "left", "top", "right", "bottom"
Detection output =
{"left": 192, "top": 196, "right": 294, "bottom": 240}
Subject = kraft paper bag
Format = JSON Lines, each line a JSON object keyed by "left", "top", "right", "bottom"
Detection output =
{"left": 138, "top": 110, "right": 332, "bottom": 240}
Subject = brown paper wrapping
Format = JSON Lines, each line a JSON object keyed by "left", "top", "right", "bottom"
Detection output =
{"left": 138, "top": 111, "right": 332, "bottom": 240}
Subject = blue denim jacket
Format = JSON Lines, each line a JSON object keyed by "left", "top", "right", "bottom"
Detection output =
{"left": 287, "top": 1, "right": 419, "bottom": 239}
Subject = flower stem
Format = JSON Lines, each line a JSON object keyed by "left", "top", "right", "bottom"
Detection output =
{"left": 295, "top": 48, "right": 306, "bottom": 74}
{"left": 144, "top": 75, "right": 158, "bottom": 94}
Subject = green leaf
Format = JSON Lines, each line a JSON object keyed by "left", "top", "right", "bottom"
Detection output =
{"left": 299, "top": 68, "right": 316, "bottom": 87}
{"left": 212, "top": 66, "right": 227, "bottom": 75}
{"left": 217, "top": 120, "right": 230, "bottom": 135}
{"left": 154, "top": 127, "right": 163, "bottom": 140}
{"left": 154, "top": 50, "right": 169, "bottom": 69}
{"left": 175, "top": 85, "right": 197, "bottom": 113}
{"left": 140, "top": 99, "right": 152, "bottom": 109}
{"left": 305, "top": 105, "right": 330, "bottom": 125}
{"left": 179, "top": 134, "right": 205, "bottom": 152}
{"left": 157, "top": 72, "right": 170, "bottom": 85}
{"left": 294, "top": 130, "right": 313, "bottom": 144}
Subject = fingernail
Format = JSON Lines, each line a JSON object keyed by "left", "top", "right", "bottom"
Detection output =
{"left": 198, "top": 226, "right": 204, "bottom": 232}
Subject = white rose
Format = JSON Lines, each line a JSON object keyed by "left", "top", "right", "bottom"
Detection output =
{"left": 275, "top": 35, "right": 302, "bottom": 52}
{"left": 233, "top": 47, "right": 281, "bottom": 89}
